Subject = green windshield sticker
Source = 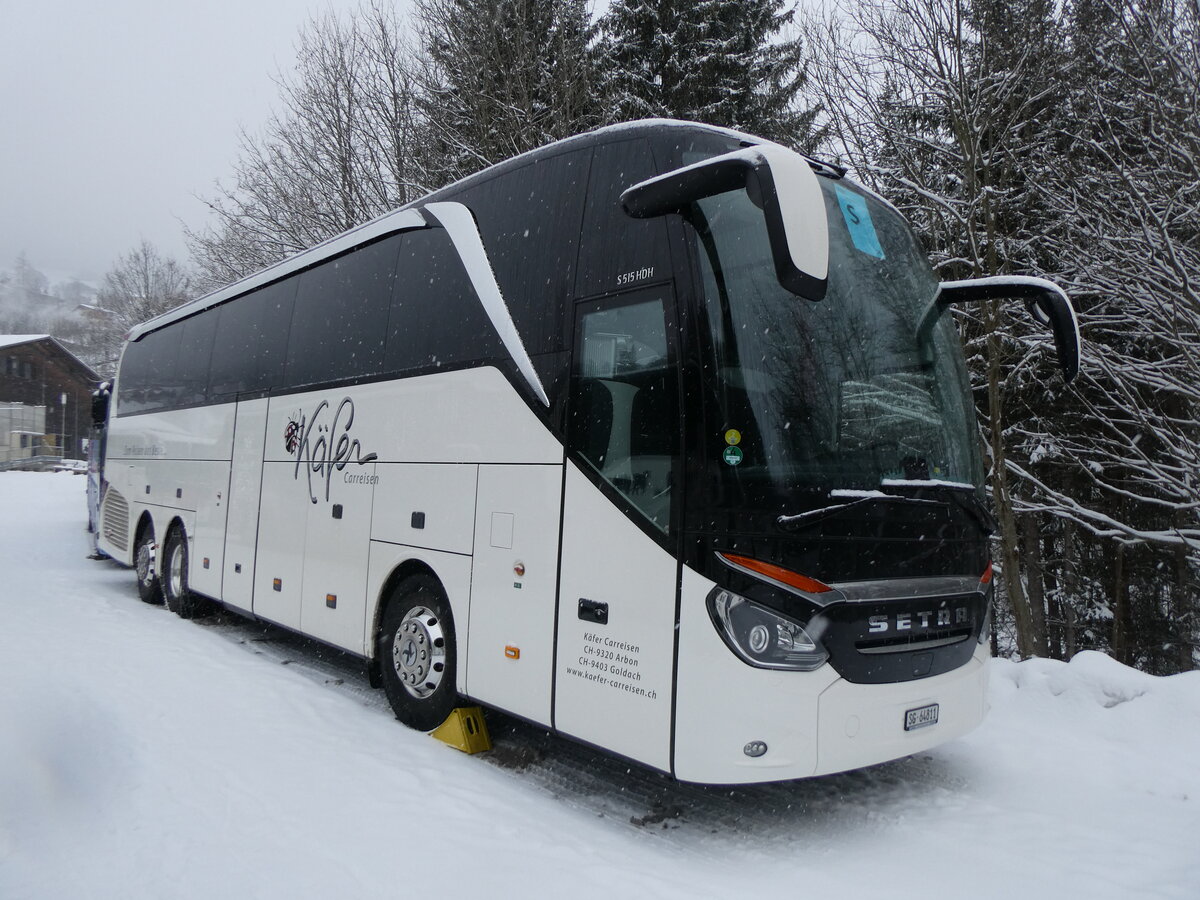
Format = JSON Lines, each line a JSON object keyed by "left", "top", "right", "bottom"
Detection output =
{"left": 835, "top": 185, "right": 885, "bottom": 260}
{"left": 723, "top": 445, "right": 744, "bottom": 466}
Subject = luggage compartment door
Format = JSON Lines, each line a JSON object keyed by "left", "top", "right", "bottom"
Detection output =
{"left": 221, "top": 398, "right": 269, "bottom": 614}
{"left": 467, "top": 463, "right": 562, "bottom": 726}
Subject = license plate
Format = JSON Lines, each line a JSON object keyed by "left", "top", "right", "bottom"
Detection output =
{"left": 904, "top": 703, "right": 939, "bottom": 731}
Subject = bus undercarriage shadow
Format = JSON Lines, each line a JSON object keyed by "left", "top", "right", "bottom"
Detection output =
{"left": 193, "top": 603, "right": 973, "bottom": 844}
{"left": 482, "top": 707, "right": 973, "bottom": 843}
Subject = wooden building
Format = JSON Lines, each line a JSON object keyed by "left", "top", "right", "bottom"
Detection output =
{"left": 1, "top": 335, "right": 99, "bottom": 464}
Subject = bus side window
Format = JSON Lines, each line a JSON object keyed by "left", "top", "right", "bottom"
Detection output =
{"left": 176, "top": 308, "right": 218, "bottom": 408}
{"left": 569, "top": 296, "right": 677, "bottom": 533}
{"left": 285, "top": 234, "right": 401, "bottom": 388}
{"left": 116, "top": 337, "right": 147, "bottom": 416}
{"left": 384, "top": 228, "right": 503, "bottom": 374}
{"left": 454, "top": 148, "right": 590, "bottom": 356}
{"left": 208, "top": 277, "right": 298, "bottom": 400}
{"left": 118, "top": 326, "right": 181, "bottom": 416}
{"left": 575, "top": 138, "right": 671, "bottom": 300}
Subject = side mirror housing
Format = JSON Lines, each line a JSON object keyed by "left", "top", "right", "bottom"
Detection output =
{"left": 939, "top": 275, "right": 1081, "bottom": 383}
{"left": 91, "top": 383, "right": 111, "bottom": 427}
{"left": 621, "top": 145, "right": 829, "bottom": 300}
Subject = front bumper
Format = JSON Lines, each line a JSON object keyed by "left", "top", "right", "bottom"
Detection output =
{"left": 672, "top": 567, "right": 989, "bottom": 784}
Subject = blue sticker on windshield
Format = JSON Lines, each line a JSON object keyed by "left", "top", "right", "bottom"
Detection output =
{"left": 835, "top": 185, "right": 885, "bottom": 260}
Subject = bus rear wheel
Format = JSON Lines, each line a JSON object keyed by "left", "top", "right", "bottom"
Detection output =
{"left": 379, "top": 576, "right": 458, "bottom": 732}
{"left": 163, "top": 526, "right": 206, "bottom": 619}
{"left": 134, "top": 524, "right": 163, "bottom": 605}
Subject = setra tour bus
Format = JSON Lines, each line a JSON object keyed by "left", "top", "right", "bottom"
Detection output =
{"left": 96, "top": 119, "right": 1079, "bottom": 783}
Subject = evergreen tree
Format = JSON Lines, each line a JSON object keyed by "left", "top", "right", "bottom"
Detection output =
{"left": 413, "top": 0, "right": 598, "bottom": 185}
{"left": 594, "top": 0, "right": 820, "bottom": 149}
{"left": 1033, "top": 0, "right": 1200, "bottom": 671}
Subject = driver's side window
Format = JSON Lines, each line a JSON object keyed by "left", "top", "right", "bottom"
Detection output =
{"left": 569, "top": 296, "right": 678, "bottom": 534}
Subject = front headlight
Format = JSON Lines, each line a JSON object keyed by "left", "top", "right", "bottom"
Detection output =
{"left": 707, "top": 588, "right": 828, "bottom": 671}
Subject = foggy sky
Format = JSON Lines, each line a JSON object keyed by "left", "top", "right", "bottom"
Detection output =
{"left": 0, "top": 0, "right": 373, "bottom": 285}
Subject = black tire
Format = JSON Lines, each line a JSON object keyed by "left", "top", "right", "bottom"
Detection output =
{"left": 379, "top": 575, "right": 458, "bottom": 732}
{"left": 162, "top": 525, "right": 206, "bottom": 619}
{"left": 134, "top": 523, "right": 163, "bottom": 605}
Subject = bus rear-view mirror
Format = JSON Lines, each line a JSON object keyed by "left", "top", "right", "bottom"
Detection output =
{"left": 91, "top": 383, "right": 111, "bottom": 427}
{"left": 620, "top": 145, "right": 829, "bottom": 301}
{"left": 938, "top": 275, "right": 1081, "bottom": 383}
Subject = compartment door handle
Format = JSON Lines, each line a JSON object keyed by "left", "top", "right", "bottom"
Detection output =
{"left": 578, "top": 598, "right": 608, "bottom": 624}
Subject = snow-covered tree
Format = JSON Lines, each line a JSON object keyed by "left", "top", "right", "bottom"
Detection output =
{"left": 413, "top": 0, "right": 597, "bottom": 185}
{"left": 52, "top": 278, "right": 96, "bottom": 306}
{"left": 594, "top": 0, "right": 820, "bottom": 149}
{"left": 811, "top": 0, "right": 1199, "bottom": 671}
{"left": 0, "top": 254, "right": 58, "bottom": 334}
{"left": 809, "top": 0, "right": 1069, "bottom": 658}
{"left": 12, "top": 252, "right": 50, "bottom": 298}
{"left": 187, "top": 4, "right": 422, "bottom": 290}
{"left": 188, "top": 0, "right": 597, "bottom": 289}
{"left": 92, "top": 241, "right": 192, "bottom": 375}
{"left": 1019, "top": 0, "right": 1200, "bottom": 670}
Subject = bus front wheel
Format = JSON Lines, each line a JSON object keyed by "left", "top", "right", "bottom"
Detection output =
{"left": 379, "top": 576, "right": 458, "bottom": 732}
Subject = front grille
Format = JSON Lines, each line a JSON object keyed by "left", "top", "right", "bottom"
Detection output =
{"left": 101, "top": 489, "right": 130, "bottom": 551}
{"left": 855, "top": 627, "right": 973, "bottom": 654}
{"left": 819, "top": 591, "right": 986, "bottom": 684}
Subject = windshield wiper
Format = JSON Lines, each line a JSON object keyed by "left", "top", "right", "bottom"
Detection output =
{"left": 777, "top": 491, "right": 945, "bottom": 531}
{"left": 944, "top": 488, "right": 997, "bottom": 534}
{"left": 777, "top": 487, "right": 996, "bottom": 535}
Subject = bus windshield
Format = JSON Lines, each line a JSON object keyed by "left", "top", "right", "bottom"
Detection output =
{"left": 691, "top": 175, "right": 982, "bottom": 505}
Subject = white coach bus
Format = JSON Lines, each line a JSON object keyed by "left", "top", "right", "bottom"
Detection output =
{"left": 97, "top": 120, "right": 1078, "bottom": 783}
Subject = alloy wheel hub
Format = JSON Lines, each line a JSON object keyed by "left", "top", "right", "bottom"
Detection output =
{"left": 136, "top": 542, "right": 154, "bottom": 584}
{"left": 168, "top": 544, "right": 183, "bottom": 598}
{"left": 391, "top": 606, "right": 446, "bottom": 699}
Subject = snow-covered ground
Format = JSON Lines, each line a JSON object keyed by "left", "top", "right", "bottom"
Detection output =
{"left": 1, "top": 472, "right": 1197, "bottom": 899}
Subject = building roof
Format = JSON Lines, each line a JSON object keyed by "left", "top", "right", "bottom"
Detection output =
{"left": 0, "top": 334, "right": 99, "bottom": 381}
{"left": 0, "top": 335, "right": 51, "bottom": 351}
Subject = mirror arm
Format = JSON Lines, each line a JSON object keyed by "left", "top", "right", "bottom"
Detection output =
{"left": 939, "top": 275, "right": 1060, "bottom": 305}
{"left": 938, "top": 276, "right": 1080, "bottom": 383}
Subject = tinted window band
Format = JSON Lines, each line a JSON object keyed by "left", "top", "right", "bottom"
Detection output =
{"left": 424, "top": 201, "right": 550, "bottom": 407}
